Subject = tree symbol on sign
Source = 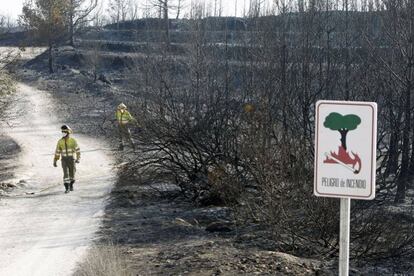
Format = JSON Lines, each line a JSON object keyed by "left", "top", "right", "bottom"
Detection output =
{"left": 323, "top": 112, "right": 362, "bottom": 174}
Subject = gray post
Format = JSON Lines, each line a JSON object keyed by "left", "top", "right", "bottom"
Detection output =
{"left": 339, "top": 198, "right": 350, "bottom": 276}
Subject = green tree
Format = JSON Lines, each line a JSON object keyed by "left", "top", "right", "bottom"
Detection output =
{"left": 20, "top": 0, "right": 69, "bottom": 73}
{"left": 323, "top": 112, "right": 361, "bottom": 150}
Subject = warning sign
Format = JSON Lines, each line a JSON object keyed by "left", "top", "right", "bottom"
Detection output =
{"left": 314, "top": 100, "right": 377, "bottom": 199}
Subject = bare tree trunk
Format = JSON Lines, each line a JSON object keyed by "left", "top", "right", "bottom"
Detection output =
{"left": 395, "top": 1, "right": 414, "bottom": 202}
{"left": 69, "top": 0, "right": 74, "bottom": 46}
{"left": 407, "top": 79, "right": 414, "bottom": 182}
{"left": 406, "top": 3, "right": 414, "bottom": 186}
{"left": 176, "top": 0, "right": 182, "bottom": 19}
{"left": 298, "top": 0, "right": 304, "bottom": 12}
{"left": 48, "top": 42, "right": 54, "bottom": 73}
{"left": 48, "top": 4, "right": 54, "bottom": 74}
{"left": 164, "top": 0, "right": 170, "bottom": 46}
{"left": 117, "top": 8, "right": 120, "bottom": 30}
{"left": 325, "top": 0, "right": 332, "bottom": 96}
{"left": 219, "top": 0, "right": 222, "bottom": 17}
{"left": 344, "top": 0, "right": 350, "bottom": 100}
{"left": 395, "top": 83, "right": 411, "bottom": 203}
{"left": 235, "top": 0, "right": 238, "bottom": 16}
{"left": 385, "top": 102, "right": 401, "bottom": 178}
{"left": 279, "top": 3, "right": 288, "bottom": 137}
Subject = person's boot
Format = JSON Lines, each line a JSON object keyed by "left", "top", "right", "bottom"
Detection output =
{"left": 64, "top": 183, "right": 69, "bottom": 193}
{"left": 69, "top": 180, "right": 75, "bottom": 191}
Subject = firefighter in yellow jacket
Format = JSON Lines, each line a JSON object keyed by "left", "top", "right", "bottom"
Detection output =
{"left": 53, "top": 125, "right": 80, "bottom": 193}
{"left": 116, "top": 103, "right": 136, "bottom": 150}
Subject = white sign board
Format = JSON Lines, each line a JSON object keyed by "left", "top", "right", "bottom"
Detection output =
{"left": 314, "top": 100, "right": 377, "bottom": 200}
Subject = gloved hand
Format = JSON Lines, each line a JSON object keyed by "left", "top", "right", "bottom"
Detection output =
{"left": 53, "top": 161, "right": 57, "bottom": 167}
{"left": 75, "top": 159, "right": 80, "bottom": 164}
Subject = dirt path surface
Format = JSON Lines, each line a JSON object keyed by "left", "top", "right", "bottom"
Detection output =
{"left": 0, "top": 83, "right": 116, "bottom": 276}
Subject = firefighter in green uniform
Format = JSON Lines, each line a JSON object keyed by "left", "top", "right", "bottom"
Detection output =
{"left": 53, "top": 125, "right": 80, "bottom": 193}
{"left": 116, "top": 103, "right": 136, "bottom": 150}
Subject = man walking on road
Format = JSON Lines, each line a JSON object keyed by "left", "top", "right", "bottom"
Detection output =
{"left": 53, "top": 125, "right": 80, "bottom": 193}
{"left": 116, "top": 103, "right": 137, "bottom": 150}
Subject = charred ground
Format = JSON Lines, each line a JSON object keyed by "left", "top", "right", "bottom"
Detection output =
{"left": 3, "top": 12, "right": 414, "bottom": 275}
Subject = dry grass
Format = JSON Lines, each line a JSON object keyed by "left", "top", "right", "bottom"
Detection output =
{"left": 75, "top": 244, "right": 133, "bottom": 276}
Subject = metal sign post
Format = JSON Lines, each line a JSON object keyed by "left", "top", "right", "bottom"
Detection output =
{"left": 314, "top": 100, "right": 377, "bottom": 276}
{"left": 339, "top": 198, "right": 350, "bottom": 276}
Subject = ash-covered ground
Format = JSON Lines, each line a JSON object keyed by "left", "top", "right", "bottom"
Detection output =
{"left": 1, "top": 21, "right": 411, "bottom": 273}
{"left": 11, "top": 45, "right": 337, "bottom": 275}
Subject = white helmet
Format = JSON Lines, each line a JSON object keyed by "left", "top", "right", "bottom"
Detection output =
{"left": 61, "top": 124, "right": 73, "bottom": 134}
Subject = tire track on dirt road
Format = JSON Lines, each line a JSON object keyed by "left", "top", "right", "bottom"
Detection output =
{"left": 0, "top": 83, "right": 116, "bottom": 276}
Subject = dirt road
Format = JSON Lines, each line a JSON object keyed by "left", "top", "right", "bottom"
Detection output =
{"left": 0, "top": 83, "right": 115, "bottom": 276}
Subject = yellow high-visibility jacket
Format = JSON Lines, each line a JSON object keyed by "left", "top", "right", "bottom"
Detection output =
{"left": 54, "top": 137, "right": 80, "bottom": 161}
{"left": 116, "top": 110, "right": 136, "bottom": 125}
